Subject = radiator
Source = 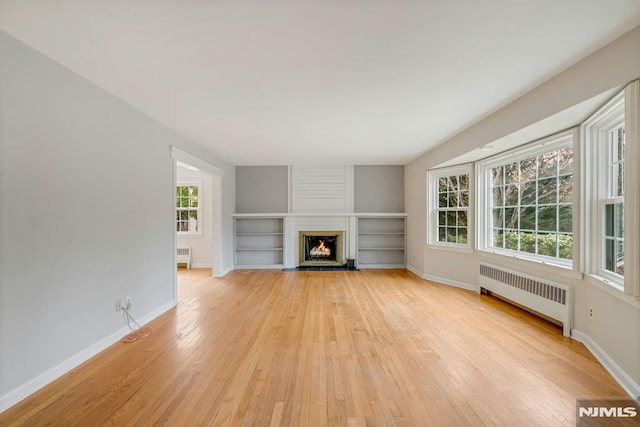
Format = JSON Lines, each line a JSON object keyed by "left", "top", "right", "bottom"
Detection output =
{"left": 479, "top": 262, "right": 573, "bottom": 336}
{"left": 177, "top": 247, "right": 191, "bottom": 268}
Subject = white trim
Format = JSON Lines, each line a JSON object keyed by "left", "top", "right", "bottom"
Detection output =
{"left": 624, "top": 81, "right": 640, "bottom": 297}
{"left": 234, "top": 264, "right": 284, "bottom": 270}
{"left": 170, "top": 147, "right": 224, "bottom": 177}
{"left": 571, "top": 330, "right": 640, "bottom": 400}
{"left": 218, "top": 265, "right": 234, "bottom": 276}
{"left": 426, "top": 164, "right": 473, "bottom": 252}
{"left": 407, "top": 265, "right": 478, "bottom": 292}
{"left": 477, "top": 249, "right": 583, "bottom": 281}
{"left": 190, "top": 263, "right": 213, "bottom": 269}
{"left": 585, "top": 274, "right": 640, "bottom": 309}
{"left": 422, "top": 273, "right": 478, "bottom": 292}
{"left": 358, "top": 264, "right": 406, "bottom": 269}
{"left": 232, "top": 213, "right": 408, "bottom": 217}
{"left": 0, "top": 299, "right": 177, "bottom": 413}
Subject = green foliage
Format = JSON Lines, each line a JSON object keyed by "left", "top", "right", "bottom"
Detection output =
{"left": 500, "top": 231, "right": 572, "bottom": 259}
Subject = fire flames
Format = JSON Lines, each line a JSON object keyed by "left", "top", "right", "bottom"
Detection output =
{"left": 310, "top": 239, "right": 331, "bottom": 257}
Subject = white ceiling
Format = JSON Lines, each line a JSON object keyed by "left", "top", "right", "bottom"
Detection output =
{"left": 1, "top": 1, "right": 639, "bottom": 165}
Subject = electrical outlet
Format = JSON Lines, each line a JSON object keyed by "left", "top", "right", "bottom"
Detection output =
{"left": 115, "top": 300, "right": 122, "bottom": 312}
{"left": 589, "top": 307, "right": 593, "bottom": 318}
{"left": 126, "top": 296, "right": 131, "bottom": 310}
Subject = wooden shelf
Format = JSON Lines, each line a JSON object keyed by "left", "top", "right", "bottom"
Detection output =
{"left": 357, "top": 217, "right": 406, "bottom": 267}
{"left": 235, "top": 217, "right": 284, "bottom": 267}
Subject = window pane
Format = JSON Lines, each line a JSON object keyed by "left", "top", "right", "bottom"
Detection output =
{"left": 537, "top": 178, "right": 557, "bottom": 204}
{"left": 457, "top": 211, "right": 467, "bottom": 227}
{"left": 448, "top": 192, "right": 458, "bottom": 208}
{"left": 439, "top": 193, "right": 447, "bottom": 208}
{"left": 558, "top": 175, "right": 572, "bottom": 203}
{"left": 538, "top": 151, "right": 557, "bottom": 178}
{"left": 493, "top": 208, "right": 503, "bottom": 228}
{"left": 180, "top": 211, "right": 189, "bottom": 221}
{"left": 613, "top": 163, "right": 624, "bottom": 197}
{"left": 447, "top": 211, "right": 456, "bottom": 226}
{"left": 505, "top": 231, "right": 518, "bottom": 250}
{"left": 493, "top": 187, "right": 503, "bottom": 206}
{"left": 519, "top": 231, "right": 536, "bottom": 254}
{"left": 604, "top": 203, "right": 623, "bottom": 238}
{"left": 459, "top": 191, "right": 469, "bottom": 207}
{"left": 520, "top": 182, "right": 536, "bottom": 205}
{"left": 439, "top": 177, "right": 448, "bottom": 192}
{"left": 605, "top": 238, "right": 615, "bottom": 273}
{"left": 492, "top": 167, "right": 504, "bottom": 186}
{"left": 504, "top": 207, "right": 518, "bottom": 229}
{"left": 458, "top": 174, "right": 469, "bottom": 190}
{"left": 493, "top": 229, "right": 504, "bottom": 248}
{"left": 558, "top": 205, "right": 572, "bottom": 233}
{"left": 558, "top": 148, "right": 573, "bottom": 174}
{"left": 559, "top": 234, "right": 572, "bottom": 260}
{"left": 438, "top": 211, "right": 446, "bottom": 226}
{"left": 504, "top": 184, "right": 518, "bottom": 206}
{"left": 505, "top": 163, "right": 518, "bottom": 184}
{"left": 537, "top": 233, "right": 557, "bottom": 257}
{"left": 520, "top": 207, "right": 535, "bottom": 230}
{"left": 520, "top": 157, "right": 536, "bottom": 181}
{"left": 458, "top": 227, "right": 467, "bottom": 244}
{"left": 447, "top": 228, "right": 457, "bottom": 243}
{"left": 616, "top": 241, "right": 624, "bottom": 276}
{"left": 439, "top": 227, "right": 446, "bottom": 242}
{"left": 537, "top": 206, "right": 557, "bottom": 231}
{"left": 448, "top": 176, "right": 458, "bottom": 190}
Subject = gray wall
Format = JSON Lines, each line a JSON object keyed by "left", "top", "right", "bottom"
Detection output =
{"left": 236, "top": 166, "right": 288, "bottom": 213}
{"left": 405, "top": 26, "right": 640, "bottom": 392}
{"left": 354, "top": 165, "right": 404, "bottom": 213}
{"left": 236, "top": 165, "right": 405, "bottom": 213}
{"left": 0, "top": 31, "right": 235, "bottom": 405}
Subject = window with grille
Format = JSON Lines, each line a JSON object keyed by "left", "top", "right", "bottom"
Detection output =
{"left": 176, "top": 184, "right": 200, "bottom": 234}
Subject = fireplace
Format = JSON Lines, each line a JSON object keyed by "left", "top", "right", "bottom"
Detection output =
{"left": 298, "top": 231, "right": 344, "bottom": 266}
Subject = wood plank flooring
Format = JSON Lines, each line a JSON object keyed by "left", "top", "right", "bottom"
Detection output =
{"left": 0, "top": 269, "right": 628, "bottom": 426}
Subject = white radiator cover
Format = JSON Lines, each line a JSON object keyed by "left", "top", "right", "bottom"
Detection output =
{"left": 479, "top": 262, "right": 573, "bottom": 336}
{"left": 177, "top": 247, "right": 191, "bottom": 268}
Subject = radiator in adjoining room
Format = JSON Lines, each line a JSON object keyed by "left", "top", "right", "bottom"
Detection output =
{"left": 177, "top": 247, "right": 191, "bottom": 268}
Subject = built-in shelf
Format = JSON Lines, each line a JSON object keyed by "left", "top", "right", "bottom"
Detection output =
{"left": 357, "top": 217, "right": 406, "bottom": 268}
{"left": 234, "top": 217, "right": 284, "bottom": 268}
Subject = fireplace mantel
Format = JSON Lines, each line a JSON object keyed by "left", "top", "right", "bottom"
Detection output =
{"left": 233, "top": 213, "right": 407, "bottom": 269}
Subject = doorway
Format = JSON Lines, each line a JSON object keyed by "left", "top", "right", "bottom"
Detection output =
{"left": 171, "top": 147, "right": 224, "bottom": 302}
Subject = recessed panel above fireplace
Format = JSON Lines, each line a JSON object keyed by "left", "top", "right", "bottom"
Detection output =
{"left": 298, "top": 231, "right": 344, "bottom": 266}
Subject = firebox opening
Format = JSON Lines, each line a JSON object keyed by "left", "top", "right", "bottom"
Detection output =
{"left": 298, "top": 231, "right": 344, "bottom": 266}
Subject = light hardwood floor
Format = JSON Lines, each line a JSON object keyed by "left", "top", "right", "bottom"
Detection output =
{"left": 0, "top": 269, "right": 628, "bottom": 426}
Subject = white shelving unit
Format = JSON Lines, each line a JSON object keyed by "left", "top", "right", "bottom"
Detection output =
{"left": 234, "top": 217, "right": 284, "bottom": 268}
{"left": 357, "top": 217, "right": 406, "bottom": 268}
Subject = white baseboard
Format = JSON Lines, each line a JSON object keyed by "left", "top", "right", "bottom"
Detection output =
{"left": 571, "top": 329, "right": 640, "bottom": 400}
{"left": 407, "top": 265, "right": 478, "bottom": 292}
{"left": 0, "top": 299, "right": 177, "bottom": 413}
{"left": 215, "top": 265, "right": 234, "bottom": 277}
{"left": 190, "top": 263, "right": 213, "bottom": 268}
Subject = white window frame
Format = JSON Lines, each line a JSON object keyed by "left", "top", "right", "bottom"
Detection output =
{"left": 476, "top": 130, "right": 576, "bottom": 268}
{"left": 427, "top": 164, "right": 473, "bottom": 252}
{"left": 176, "top": 182, "right": 202, "bottom": 235}
{"left": 581, "top": 81, "right": 640, "bottom": 296}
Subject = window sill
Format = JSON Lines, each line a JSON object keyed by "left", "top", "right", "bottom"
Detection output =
{"left": 477, "top": 249, "right": 582, "bottom": 280}
{"left": 585, "top": 274, "right": 640, "bottom": 309}
{"left": 426, "top": 243, "right": 473, "bottom": 254}
{"left": 177, "top": 232, "right": 203, "bottom": 237}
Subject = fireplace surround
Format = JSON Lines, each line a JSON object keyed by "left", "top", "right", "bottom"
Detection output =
{"left": 298, "top": 231, "right": 344, "bottom": 266}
